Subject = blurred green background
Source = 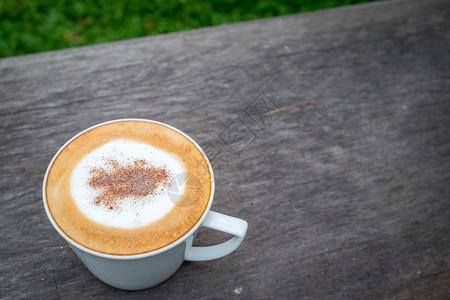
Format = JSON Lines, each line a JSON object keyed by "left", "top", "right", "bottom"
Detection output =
{"left": 0, "top": 0, "right": 378, "bottom": 58}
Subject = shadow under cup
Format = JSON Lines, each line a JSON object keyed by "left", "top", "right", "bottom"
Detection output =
{"left": 42, "top": 119, "right": 248, "bottom": 290}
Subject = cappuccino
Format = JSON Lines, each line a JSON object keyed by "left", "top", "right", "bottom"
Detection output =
{"left": 45, "top": 120, "right": 212, "bottom": 255}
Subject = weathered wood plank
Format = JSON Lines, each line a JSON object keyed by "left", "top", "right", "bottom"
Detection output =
{"left": 1, "top": 0, "right": 449, "bottom": 298}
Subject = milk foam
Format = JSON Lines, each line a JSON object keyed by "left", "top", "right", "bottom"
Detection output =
{"left": 70, "top": 139, "right": 186, "bottom": 229}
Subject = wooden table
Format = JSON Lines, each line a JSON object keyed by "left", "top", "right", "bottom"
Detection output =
{"left": 1, "top": 0, "right": 449, "bottom": 298}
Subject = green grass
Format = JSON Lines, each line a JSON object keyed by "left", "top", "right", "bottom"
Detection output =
{"left": 0, "top": 0, "right": 378, "bottom": 58}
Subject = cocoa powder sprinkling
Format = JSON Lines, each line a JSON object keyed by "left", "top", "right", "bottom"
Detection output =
{"left": 88, "top": 160, "right": 170, "bottom": 210}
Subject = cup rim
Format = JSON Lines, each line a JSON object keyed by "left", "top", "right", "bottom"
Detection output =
{"left": 42, "top": 118, "right": 215, "bottom": 260}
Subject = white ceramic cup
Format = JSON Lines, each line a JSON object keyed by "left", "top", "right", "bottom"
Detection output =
{"left": 42, "top": 119, "right": 248, "bottom": 290}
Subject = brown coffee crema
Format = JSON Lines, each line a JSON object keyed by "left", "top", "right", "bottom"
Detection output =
{"left": 45, "top": 121, "right": 212, "bottom": 255}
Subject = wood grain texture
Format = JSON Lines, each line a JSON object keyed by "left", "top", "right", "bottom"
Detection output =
{"left": 1, "top": 0, "right": 449, "bottom": 298}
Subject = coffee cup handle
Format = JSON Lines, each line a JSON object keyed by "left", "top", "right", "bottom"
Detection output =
{"left": 184, "top": 211, "right": 248, "bottom": 261}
